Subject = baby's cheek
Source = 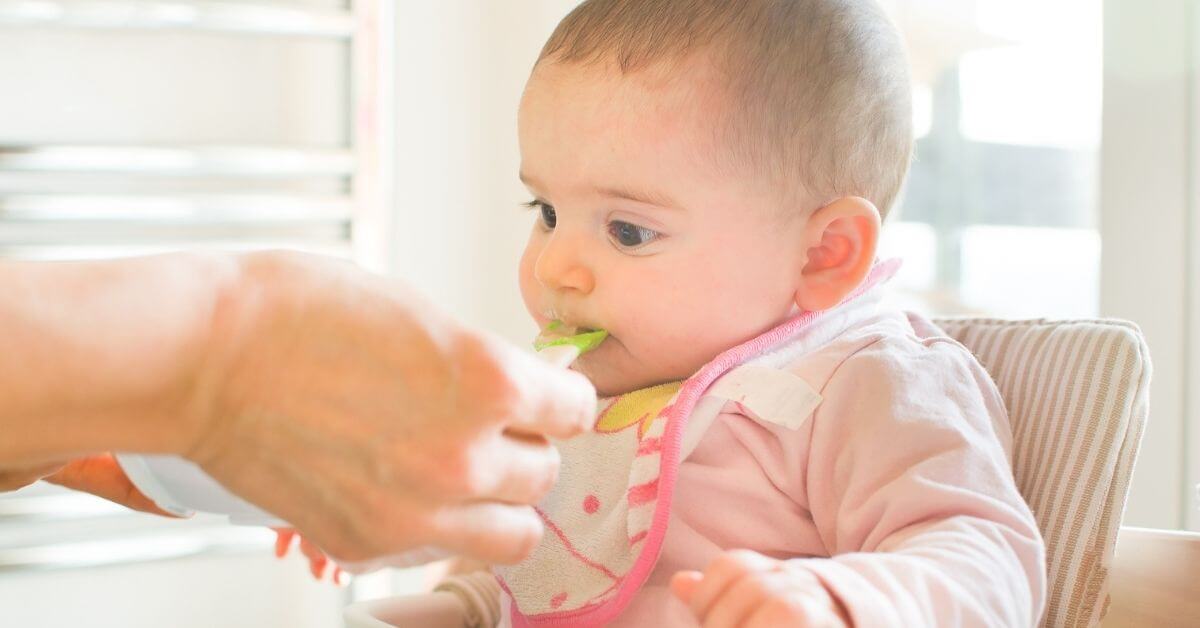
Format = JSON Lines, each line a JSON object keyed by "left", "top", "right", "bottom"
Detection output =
{"left": 635, "top": 318, "right": 727, "bottom": 379}
{"left": 664, "top": 310, "right": 776, "bottom": 375}
{"left": 603, "top": 267, "right": 759, "bottom": 382}
{"left": 517, "top": 242, "right": 543, "bottom": 317}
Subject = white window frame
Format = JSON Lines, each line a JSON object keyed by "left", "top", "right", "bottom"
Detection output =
{"left": 1100, "top": 0, "right": 1196, "bottom": 530}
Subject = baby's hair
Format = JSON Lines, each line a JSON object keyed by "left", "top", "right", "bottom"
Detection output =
{"left": 536, "top": 0, "right": 913, "bottom": 218}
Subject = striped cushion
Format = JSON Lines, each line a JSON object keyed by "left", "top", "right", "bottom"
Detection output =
{"left": 932, "top": 318, "right": 1151, "bottom": 628}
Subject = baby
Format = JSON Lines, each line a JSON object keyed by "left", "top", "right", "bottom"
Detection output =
{"left": 290, "top": 1, "right": 1048, "bottom": 625}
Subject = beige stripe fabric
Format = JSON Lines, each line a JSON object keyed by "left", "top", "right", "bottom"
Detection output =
{"left": 932, "top": 318, "right": 1151, "bottom": 628}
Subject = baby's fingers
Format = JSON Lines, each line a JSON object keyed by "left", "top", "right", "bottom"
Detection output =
{"left": 744, "top": 595, "right": 843, "bottom": 628}
{"left": 702, "top": 574, "right": 773, "bottom": 628}
{"left": 687, "top": 550, "right": 777, "bottom": 619}
{"left": 670, "top": 570, "right": 703, "bottom": 604}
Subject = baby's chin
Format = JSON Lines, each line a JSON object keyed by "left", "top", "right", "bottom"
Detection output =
{"left": 573, "top": 348, "right": 697, "bottom": 398}
{"left": 582, "top": 369, "right": 663, "bottom": 398}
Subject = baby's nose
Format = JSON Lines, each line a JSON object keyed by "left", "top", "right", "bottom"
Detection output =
{"left": 534, "top": 234, "right": 595, "bottom": 295}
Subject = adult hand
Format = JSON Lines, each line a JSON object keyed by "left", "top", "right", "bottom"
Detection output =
{"left": 180, "top": 252, "right": 596, "bottom": 565}
{"left": 0, "top": 463, "right": 62, "bottom": 493}
{"left": 0, "top": 454, "right": 177, "bottom": 517}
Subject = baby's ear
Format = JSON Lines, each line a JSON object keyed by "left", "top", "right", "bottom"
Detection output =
{"left": 794, "top": 196, "right": 881, "bottom": 312}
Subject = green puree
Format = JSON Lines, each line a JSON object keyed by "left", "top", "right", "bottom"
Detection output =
{"left": 533, "top": 320, "right": 609, "bottom": 354}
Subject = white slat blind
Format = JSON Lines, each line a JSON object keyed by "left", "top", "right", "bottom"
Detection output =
{"left": 0, "top": 0, "right": 392, "bottom": 264}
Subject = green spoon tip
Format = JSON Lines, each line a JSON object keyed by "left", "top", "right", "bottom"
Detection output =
{"left": 534, "top": 325, "right": 608, "bottom": 354}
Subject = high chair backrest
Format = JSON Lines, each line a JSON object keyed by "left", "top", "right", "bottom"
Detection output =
{"left": 932, "top": 318, "right": 1151, "bottom": 628}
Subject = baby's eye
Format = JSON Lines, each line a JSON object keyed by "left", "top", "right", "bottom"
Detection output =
{"left": 607, "top": 220, "right": 660, "bottom": 249}
{"left": 526, "top": 200, "right": 557, "bottom": 230}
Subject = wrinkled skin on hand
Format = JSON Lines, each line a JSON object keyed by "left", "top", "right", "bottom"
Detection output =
{"left": 181, "top": 252, "right": 597, "bottom": 565}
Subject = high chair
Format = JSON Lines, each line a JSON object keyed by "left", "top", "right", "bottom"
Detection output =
{"left": 347, "top": 317, "right": 1195, "bottom": 628}
{"left": 934, "top": 317, "right": 1196, "bottom": 628}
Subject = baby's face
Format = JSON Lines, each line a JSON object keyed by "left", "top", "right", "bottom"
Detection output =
{"left": 517, "top": 59, "right": 809, "bottom": 396}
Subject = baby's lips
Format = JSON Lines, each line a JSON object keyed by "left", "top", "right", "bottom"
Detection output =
{"left": 534, "top": 323, "right": 609, "bottom": 355}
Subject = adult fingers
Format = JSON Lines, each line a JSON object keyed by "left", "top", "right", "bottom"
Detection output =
{"left": 273, "top": 528, "right": 296, "bottom": 558}
{"left": 501, "top": 349, "right": 596, "bottom": 440}
{"left": 472, "top": 432, "right": 560, "bottom": 506}
{"left": 332, "top": 565, "right": 345, "bottom": 586}
{"left": 44, "top": 454, "right": 180, "bottom": 517}
{"left": 688, "top": 550, "right": 777, "bottom": 619}
{"left": 0, "top": 462, "right": 62, "bottom": 491}
{"left": 429, "top": 501, "right": 544, "bottom": 565}
{"left": 299, "top": 536, "right": 329, "bottom": 579}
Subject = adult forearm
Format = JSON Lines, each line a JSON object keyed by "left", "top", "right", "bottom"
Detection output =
{"left": 0, "top": 253, "right": 239, "bottom": 466}
{"left": 0, "top": 249, "right": 596, "bottom": 563}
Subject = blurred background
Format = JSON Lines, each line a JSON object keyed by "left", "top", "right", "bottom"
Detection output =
{"left": 0, "top": 0, "right": 1192, "bottom": 625}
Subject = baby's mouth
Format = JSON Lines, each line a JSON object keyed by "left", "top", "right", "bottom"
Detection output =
{"left": 545, "top": 320, "right": 595, "bottom": 336}
{"left": 534, "top": 320, "right": 609, "bottom": 354}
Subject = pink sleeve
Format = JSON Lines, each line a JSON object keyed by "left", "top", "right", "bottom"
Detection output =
{"left": 793, "top": 338, "right": 1046, "bottom": 627}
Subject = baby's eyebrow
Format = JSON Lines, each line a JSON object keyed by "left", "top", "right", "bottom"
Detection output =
{"left": 518, "top": 170, "right": 544, "bottom": 192}
{"left": 520, "top": 171, "right": 680, "bottom": 210}
{"left": 595, "top": 185, "right": 680, "bottom": 210}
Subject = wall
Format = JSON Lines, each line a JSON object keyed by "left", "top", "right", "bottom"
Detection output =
{"left": 389, "top": 0, "right": 578, "bottom": 344}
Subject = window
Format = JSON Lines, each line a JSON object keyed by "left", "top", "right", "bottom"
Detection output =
{"left": 880, "top": 0, "right": 1102, "bottom": 320}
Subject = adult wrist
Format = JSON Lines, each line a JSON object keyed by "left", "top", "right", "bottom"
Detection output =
{"left": 173, "top": 250, "right": 284, "bottom": 465}
{"left": 0, "top": 252, "right": 243, "bottom": 466}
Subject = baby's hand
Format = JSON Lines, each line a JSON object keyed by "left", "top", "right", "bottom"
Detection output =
{"left": 670, "top": 550, "right": 850, "bottom": 628}
{"left": 273, "top": 528, "right": 345, "bottom": 585}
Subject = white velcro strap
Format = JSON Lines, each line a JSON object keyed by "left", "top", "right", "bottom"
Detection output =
{"left": 706, "top": 365, "right": 823, "bottom": 430}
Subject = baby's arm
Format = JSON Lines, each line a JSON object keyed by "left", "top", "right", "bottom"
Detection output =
{"left": 783, "top": 340, "right": 1047, "bottom": 626}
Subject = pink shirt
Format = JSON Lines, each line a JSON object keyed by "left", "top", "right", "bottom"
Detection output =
{"left": 608, "top": 301, "right": 1046, "bottom": 626}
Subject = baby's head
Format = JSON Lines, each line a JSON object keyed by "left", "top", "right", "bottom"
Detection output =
{"left": 517, "top": 0, "right": 912, "bottom": 396}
